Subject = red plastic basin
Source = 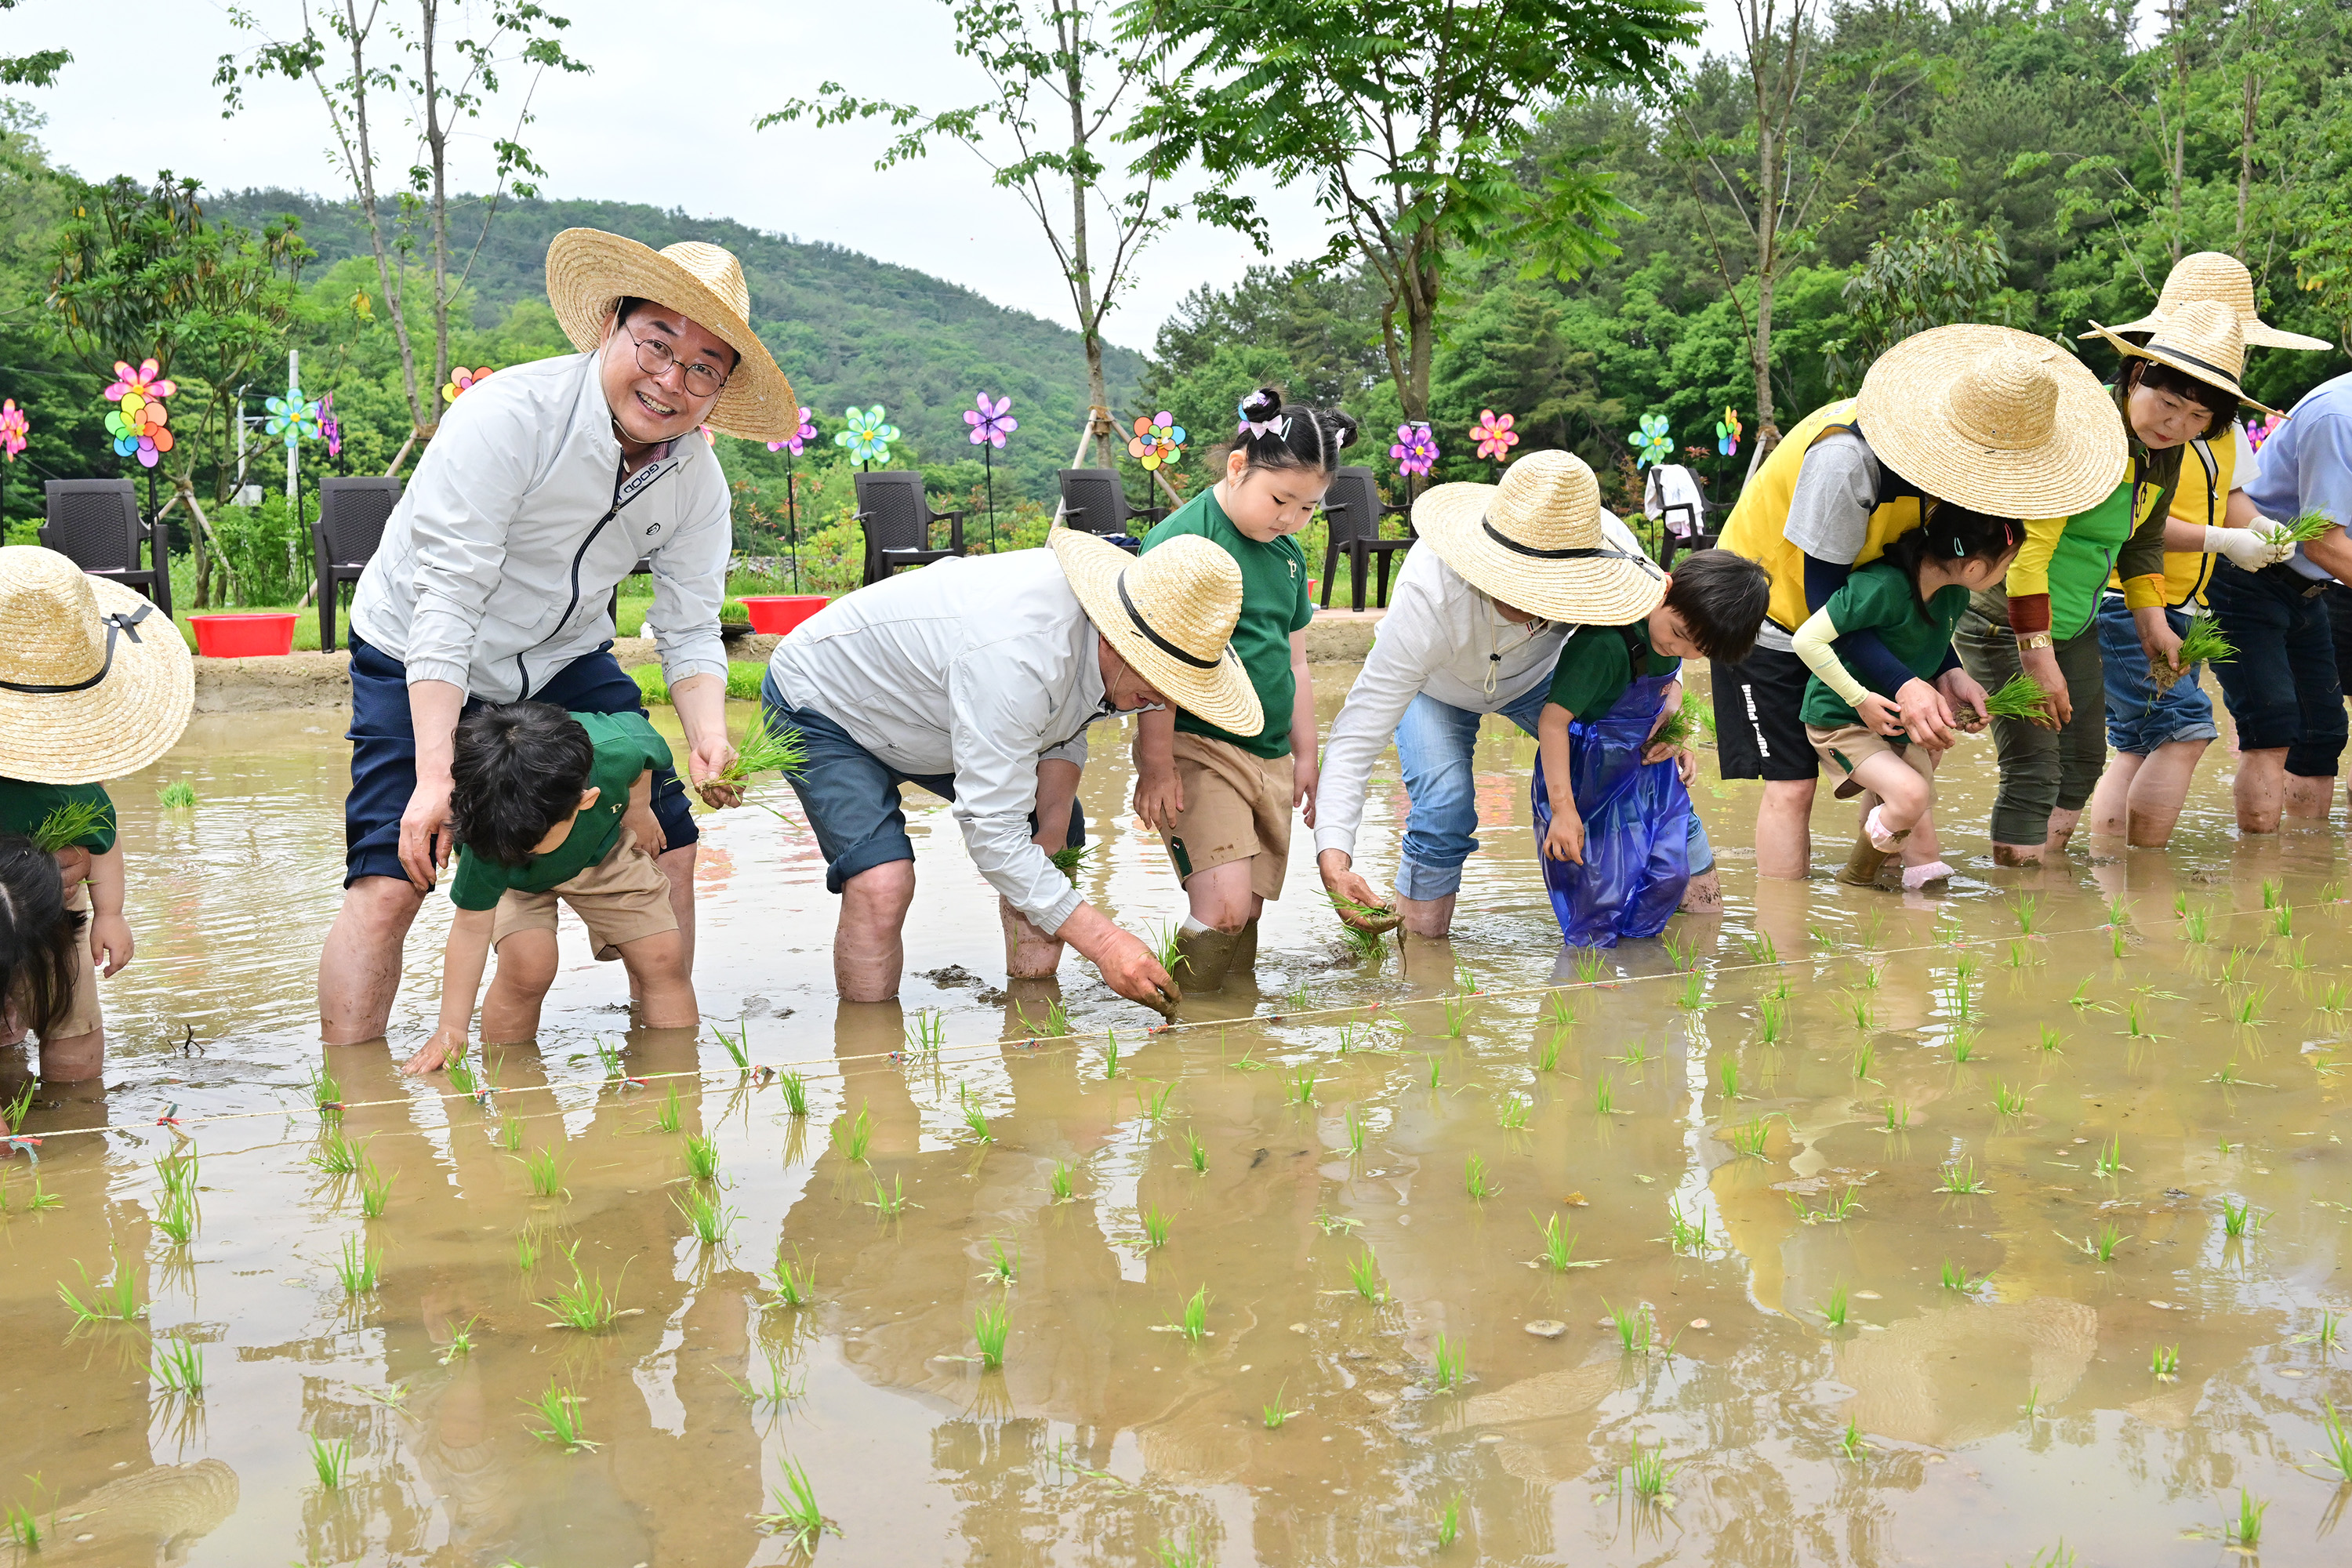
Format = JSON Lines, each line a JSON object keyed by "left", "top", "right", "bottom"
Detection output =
{"left": 189, "top": 612, "right": 297, "bottom": 658}
{"left": 739, "top": 595, "right": 829, "bottom": 636}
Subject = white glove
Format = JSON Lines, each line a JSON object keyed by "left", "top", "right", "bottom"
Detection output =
{"left": 2210, "top": 521, "right": 2292, "bottom": 571}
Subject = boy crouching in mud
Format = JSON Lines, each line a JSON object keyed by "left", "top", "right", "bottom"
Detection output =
{"left": 403, "top": 702, "right": 695, "bottom": 1073}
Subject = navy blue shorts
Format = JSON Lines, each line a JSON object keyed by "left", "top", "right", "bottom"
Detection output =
{"left": 343, "top": 634, "right": 698, "bottom": 887}
{"left": 760, "top": 672, "right": 1082, "bottom": 895}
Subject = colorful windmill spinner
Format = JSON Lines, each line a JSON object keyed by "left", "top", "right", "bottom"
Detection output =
{"left": 1128, "top": 412, "right": 1185, "bottom": 471}
{"left": 1470, "top": 409, "right": 1519, "bottom": 463}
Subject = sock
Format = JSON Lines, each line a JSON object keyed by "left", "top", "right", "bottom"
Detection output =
{"left": 1864, "top": 805, "right": 1905, "bottom": 853}
{"left": 1181, "top": 916, "right": 1213, "bottom": 935}
{"left": 1902, "top": 861, "right": 1955, "bottom": 890}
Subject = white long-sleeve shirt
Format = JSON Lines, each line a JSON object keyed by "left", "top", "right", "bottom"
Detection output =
{"left": 350, "top": 351, "right": 731, "bottom": 702}
{"left": 764, "top": 550, "right": 1111, "bottom": 932}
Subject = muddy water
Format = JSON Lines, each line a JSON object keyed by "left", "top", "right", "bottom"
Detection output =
{"left": 2, "top": 669, "right": 2348, "bottom": 1566}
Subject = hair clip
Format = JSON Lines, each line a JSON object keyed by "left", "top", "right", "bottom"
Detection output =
{"left": 1239, "top": 414, "right": 1290, "bottom": 441}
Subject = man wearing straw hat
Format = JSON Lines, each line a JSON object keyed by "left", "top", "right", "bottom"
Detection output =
{"left": 318, "top": 230, "right": 801, "bottom": 1045}
{"left": 760, "top": 528, "right": 1258, "bottom": 1011}
{"left": 1713, "top": 327, "right": 2124, "bottom": 883}
{"left": 1316, "top": 452, "right": 1690, "bottom": 939}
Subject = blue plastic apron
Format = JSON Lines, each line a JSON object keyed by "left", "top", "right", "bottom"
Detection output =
{"left": 1530, "top": 668, "right": 1692, "bottom": 947}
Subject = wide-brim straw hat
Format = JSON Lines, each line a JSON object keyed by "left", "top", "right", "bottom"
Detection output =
{"left": 1051, "top": 531, "right": 1262, "bottom": 735}
{"left": 2096, "top": 251, "right": 2329, "bottom": 351}
{"left": 1411, "top": 450, "right": 1666, "bottom": 624}
{"left": 2085, "top": 298, "right": 2285, "bottom": 420}
{"left": 1856, "top": 325, "right": 2127, "bottom": 519}
{"left": 545, "top": 229, "right": 800, "bottom": 442}
{"left": 0, "top": 547, "right": 193, "bottom": 786}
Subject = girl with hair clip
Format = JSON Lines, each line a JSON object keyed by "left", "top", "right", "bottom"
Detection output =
{"left": 1132, "top": 387, "right": 1357, "bottom": 992}
{"left": 1795, "top": 505, "right": 2025, "bottom": 887}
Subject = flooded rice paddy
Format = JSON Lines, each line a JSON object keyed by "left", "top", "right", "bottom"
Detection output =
{"left": 1, "top": 667, "right": 2348, "bottom": 1566}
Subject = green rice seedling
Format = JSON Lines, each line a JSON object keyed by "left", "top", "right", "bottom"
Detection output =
{"left": 1537, "top": 1214, "right": 1578, "bottom": 1271}
{"left": 2182, "top": 906, "right": 2210, "bottom": 942}
{"left": 1452, "top": 957, "right": 1479, "bottom": 995}
{"left": 2103, "top": 893, "right": 2129, "bottom": 930}
{"left": 1607, "top": 1301, "right": 1652, "bottom": 1354}
{"left": 151, "top": 1334, "right": 204, "bottom": 1398}
{"left": 13, "top": 1174, "right": 58, "bottom": 1212}
{"left": 2273, "top": 902, "right": 2296, "bottom": 938}
{"left": 1049, "top": 842, "right": 1091, "bottom": 883}
{"left": 2009, "top": 894, "right": 2043, "bottom": 935}
{"left": 1994, "top": 1082, "right": 2026, "bottom": 1117}
{"left": 438, "top": 1316, "right": 477, "bottom": 1363}
{"left": 1841, "top": 990, "right": 1875, "bottom": 1031}
{"left": 1882, "top": 1100, "right": 1911, "bottom": 1132}
{"left": 972, "top": 1300, "right": 1010, "bottom": 1368}
{"left": 960, "top": 1098, "right": 993, "bottom": 1144}
{"left": 715, "top": 1345, "right": 804, "bottom": 1406}
{"left": 1, "top": 1479, "right": 46, "bottom": 1552}
{"left": 2066, "top": 1223, "right": 2127, "bottom": 1262}
{"left": 591, "top": 1036, "right": 623, "bottom": 1078}
{"left": 985, "top": 1236, "right": 1020, "bottom": 1283}
{"left": 1593, "top": 1073, "right": 1614, "bottom": 1115}
{"left": 1344, "top": 1104, "right": 1367, "bottom": 1155}
{"left": 1675, "top": 970, "right": 1706, "bottom": 1011}
{"left": 866, "top": 1174, "right": 913, "bottom": 1216}
{"left": 1733, "top": 1116, "right": 1773, "bottom": 1157}
{"left": 522, "top": 1381, "right": 599, "bottom": 1452}
{"left": 1937, "top": 1159, "right": 1989, "bottom": 1195}
{"left": 1312, "top": 1207, "right": 1360, "bottom": 1236}
{"left": 1738, "top": 928, "right": 1780, "bottom": 965}
{"left": 1102, "top": 1033, "right": 1122, "bottom": 1080}
{"left": 158, "top": 779, "right": 198, "bottom": 809}
{"left": 1667, "top": 1197, "right": 1712, "bottom": 1254}
{"left": 754, "top": 1457, "right": 835, "bottom": 1548}
{"left": 1186, "top": 1127, "right": 1208, "bottom": 1174}
{"left": 1171, "top": 1285, "right": 1209, "bottom": 1342}
{"left": 307, "top": 1062, "right": 343, "bottom": 1116}
{"left": 682, "top": 1131, "right": 722, "bottom": 1181}
{"left": 673, "top": 1184, "right": 735, "bottom": 1247}
{"left": 710, "top": 1017, "right": 752, "bottom": 1073}
{"left": 1979, "top": 671, "right": 2056, "bottom": 722}
{"left": 1951, "top": 1027, "right": 1978, "bottom": 1064}
{"left": 309, "top": 1127, "right": 365, "bottom": 1176}
{"left": 1285, "top": 980, "right": 1314, "bottom": 1012}
{"left": 2318, "top": 982, "right": 2352, "bottom": 1016}
{"left": 1141, "top": 1207, "right": 1171, "bottom": 1248}
{"left": 1138, "top": 1080, "right": 1178, "bottom": 1124}
{"left": 2222, "top": 1489, "right": 2268, "bottom": 1548}
{"left": 1544, "top": 989, "right": 1577, "bottom": 1027}
{"left": 521, "top": 1147, "right": 570, "bottom": 1200}
{"left": 153, "top": 1189, "right": 198, "bottom": 1245}
{"left": 1286, "top": 1065, "right": 1317, "bottom": 1108}
{"left": 2220, "top": 948, "right": 2250, "bottom": 985}
{"left": 539, "top": 1257, "right": 625, "bottom": 1332}
{"left": 359, "top": 1160, "right": 394, "bottom": 1218}
{"left": 57, "top": 1256, "right": 143, "bottom": 1323}
{"left": 2281, "top": 937, "right": 2314, "bottom": 972}
{"left": 1465, "top": 1152, "right": 1497, "bottom": 1200}
{"left": 1261, "top": 1383, "right": 1300, "bottom": 1430}
{"left": 2038, "top": 1025, "right": 2064, "bottom": 1055}
{"left": 497, "top": 1114, "right": 524, "bottom": 1151}
{"left": 1427, "top": 1055, "right": 1443, "bottom": 1091}
{"left": 2163, "top": 612, "right": 2234, "bottom": 681}
{"left": 335, "top": 1235, "right": 382, "bottom": 1295}
{"left": 2231, "top": 987, "right": 2267, "bottom": 1026}
{"left": 1442, "top": 996, "right": 1470, "bottom": 1037}
{"left": 836, "top": 1102, "right": 873, "bottom": 1163}
{"left": 1851, "top": 1040, "right": 1876, "bottom": 1083}
{"left": 1048, "top": 1160, "right": 1074, "bottom": 1203}
{"left": 1148, "top": 921, "right": 1186, "bottom": 980}
{"left": 1857, "top": 957, "right": 1883, "bottom": 990}
{"left": 2283, "top": 507, "right": 2340, "bottom": 546}
{"left": 1430, "top": 1332, "right": 1468, "bottom": 1391}
{"left": 2068, "top": 977, "right": 2096, "bottom": 1008}
{"left": 2220, "top": 1196, "right": 2267, "bottom": 1237}
{"left": 906, "top": 1008, "right": 945, "bottom": 1055}
{"left": 1346, "top": 1244, "right": 1385, "bottom": 1302}
{"left": 309, "top": 1434, "right": 352, "bottom": 1489}
{"left": 1339, "top": 919, "right": 1385, "bottom": 960}
{"left": 1820, "top": 1283, "right": 1850, "bottom": 1328}
{"left": 2094, "top": 1134, "right": 2125, "bottom": 1178}
{"left": 156, "top": 1147, "right": 198, "bottom": 1200}
{"left": 2310, "top": 1308, "right": 2343, "bottom": 1352}
{"left": 515, "top": 1229, "right": 543, "bottom": 1272}
{"left": 653, "top": 1083, "right": 683, "bottom": 1134}
{"left": 29, "top": 796, "right": 113, "bottom": 853}
{"left": 1610, "top": 1037, "right": 1651, "bottom": 1068}
{"left": 1495, "top": 1094, "right": 1530, "bottom": 1131}
{"left": 2313, "top": 1398, "right": 2352, "bottom": 1483}
{"left": 2109, "top": 925, "right": 2127, "bottom": 956}
{"left": 1835, "top": 1417, "right": 1867, "bottom": 1457}
{"left": 1758, "top": 994, "right": 1788, "bottom": 1046}
{"left": 1661, "top": 931, "right": 1697, "bottom": 971}
{"left": 1572, "top": 947, "right": 1603, "bottom": 985}
{"left": 2150, "top": 1344, "right": 2180, "bottom": 1379}
{"left": 1624, "top": 1439, "right": 1679, "bottom": 1501}
{"left": 1940, "top": 1258, "right": 1989, "bottom": 1294}
{"left": 722, "top": 710, "right": 808, "bottom": 786}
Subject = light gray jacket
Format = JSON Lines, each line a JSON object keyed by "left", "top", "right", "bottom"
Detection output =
{"left": 350, "top": 351, "right": 731, "bottom": 702}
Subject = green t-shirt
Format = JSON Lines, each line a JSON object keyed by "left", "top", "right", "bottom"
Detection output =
{"left": 1801, "top": 561, "right": 1972, "bottom": 729}
{"left": 448, "top": 710, "right": 673, "bottom": 910}
{"left": 1545, "top": 622, "right": 1678, "bottom": 722}
{"left": 0, "top": 778, "right": 117, "bottom": 852}
{"left": 1141, "top": 489, "right": 1316, "bottom": 757}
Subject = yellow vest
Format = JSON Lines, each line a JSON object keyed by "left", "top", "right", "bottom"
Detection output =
{"left": 1719, "top": 399, "right": 1926, "bottom": 633}
{"left": 2104, "top": 434, "right": 2233, "bottom": 606}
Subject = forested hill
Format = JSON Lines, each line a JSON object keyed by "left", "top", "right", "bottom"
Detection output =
{"left": 208, "top": 191, "right": 1145, "bottom": 499}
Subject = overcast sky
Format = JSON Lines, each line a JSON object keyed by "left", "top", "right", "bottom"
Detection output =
{"left": 11, "top": 0, "right": 1750, "bottom": 351}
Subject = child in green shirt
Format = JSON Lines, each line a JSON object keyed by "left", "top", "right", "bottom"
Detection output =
{"left": 1795, "top": 506, "right": 2023, "bottom": 887}
{"left": 1131, "top": 387, "right": 1358, "bottom": 992}
{"left": 403, "top": 702, "right": 696, "bottom": 1073}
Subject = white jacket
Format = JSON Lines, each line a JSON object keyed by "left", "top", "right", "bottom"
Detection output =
{"left": 350, "top": 352, "right": 731, "bottom": 702}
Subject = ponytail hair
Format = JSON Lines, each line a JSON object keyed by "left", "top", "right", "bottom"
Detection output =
{"left": 1228, "top": 387, "right": 1359, "bottom": 477}
{"left": 0, "top": 833, "right": 84, "bottom": 1044}
{"left": 1878, "top": 503, "right": 2025, "bottom": 593}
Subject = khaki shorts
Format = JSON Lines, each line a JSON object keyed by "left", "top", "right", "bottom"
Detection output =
{"left": 1808, "top": 723, "right": 1939, "bottom": 796}
{"left": 490, "top": 829, "right": 677, "bottom": 960}
{"left": 1161, "top": 731, "right": 1296, "bottom": 901}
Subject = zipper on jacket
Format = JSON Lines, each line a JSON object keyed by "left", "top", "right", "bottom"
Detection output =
{"left": 514, "top": 455, "right": 682, "bottom": 699}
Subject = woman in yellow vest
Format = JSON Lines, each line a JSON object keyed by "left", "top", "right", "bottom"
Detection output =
{"left": 2082, "top": 255, "right": 2322, "bottom": 848}
{"left": 1955, "top": 300, "right": 2283, "bottom": 866}
{"left": 1715, "top": 326, "right": 2123, "bottom": 883}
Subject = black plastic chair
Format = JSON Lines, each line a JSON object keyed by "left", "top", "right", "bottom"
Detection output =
{"left": 41, "top": 479, "right": 171, "bottom": 615}
{"left": 855, "top": 471, "right": 966, "bottom": 586}
{"left": 1318, "top": 465, "right": 1414, "bottom": 611}
{"left": 313, "top": 476, "right": 403, "bottom": 650}
{"left": 1056, "top": 468, "right": 1165, "bottom": 554}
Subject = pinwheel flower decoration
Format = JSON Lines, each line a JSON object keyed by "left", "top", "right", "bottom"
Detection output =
{"left": 1715, "top": 407, "right": 1743, "bottom": 459}
{"left": 1390, "top": 422, "right": 1439, "bottom": 477}
{"left": 1630, "top": 412, "right": 1673, "bottom": 469}
{"left": 966, "top": 393, "right": 1018, "bottom": 448}
{"left": 264, "top": 387, "right": 322, "bottom": 449}
{"left": 1471, "top": 409, "right": 1519, "bottom": 463}
{"left": 441, "top": 366, "right": 494, "bottom": 404}
{"left": 103, "top": 360, "right": 176, "bottom": 469}
{"left": 1128, "top": 411, "right": 1185, "bottom": 470}
{"left": 320, "top": 393, "right": 341, "bottom": 459}
{"left": 836, "top": 405, "right": 899, "bottom": 466}
{"left": 0, "top": 399, "right": 25, "bottom": 461}
{"left": 2247, "top": 413, "right": 2285, "bottom": 452}
{"left": 766, "top": 406, "right": 818, "bottom": 457}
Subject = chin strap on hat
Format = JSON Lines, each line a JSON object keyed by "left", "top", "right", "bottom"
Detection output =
{"left": 1116, "top": 572, "right": 1219, "bottom": 670}
{"left": 0, "top": 604, "right": 155, "bottom": 695}
{"left": 1481, "top": 517, "right": 1664, "bottom": 578}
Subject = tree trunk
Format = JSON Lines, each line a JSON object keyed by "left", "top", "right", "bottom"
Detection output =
{"left": 421, "top": 0, "right": 453, "bottom": 399}
{"left": 2236, "top": 67, "right": 2259, "bottom": 259}
{"left": 332, "top": 1, "right": 426, "bottom": 441}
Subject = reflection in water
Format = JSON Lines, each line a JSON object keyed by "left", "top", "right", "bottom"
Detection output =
{"left": 0, "top": 673, "right": 2347, "bottom": 1563}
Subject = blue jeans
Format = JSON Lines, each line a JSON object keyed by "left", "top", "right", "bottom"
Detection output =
{"left": 1392, "top": 683, "right": 1715, "bottom": 900}
{"left": 2206, "top": 560, "right": 2348, "bottom": 777}
{"left": 2096, "top": 596, "right": 2217, "bottom": 755}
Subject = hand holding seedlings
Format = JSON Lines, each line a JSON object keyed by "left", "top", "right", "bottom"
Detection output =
{"left": 702, "top": 713, "right": 806, "bottom": 815}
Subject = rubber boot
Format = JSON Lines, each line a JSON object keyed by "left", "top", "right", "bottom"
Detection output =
{"left": 1171, "top": 925, "right": 1242, "bottom": 994}
{"left": 1838, "top": 829, "right": 1908, "bottom": 888}
{"left": 1229, "top": 918, "right": 1260, "bottom": 982}
{"left": 1000, "top": 897, "right": 1064, "bottom": 979}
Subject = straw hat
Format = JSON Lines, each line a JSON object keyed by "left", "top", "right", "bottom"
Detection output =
{"left": 2085, "top": 299, "right": 2285, "bottom": 420}
{"left": 1410, "top": 450, "right": 1665, "bottom": 624}
{"left": 1856, "top": 325, "right": 2127, "bottom": 519}
{"left": 1050, "top": 531, "right": 1262, "bottom": 735}
{"left": 0, "top": 547, "right": 193, "bottom": 786}
{"left": 545, "top": 229, "right": 800, "bottom": 442}
{"left": 2096, "top": 251, "right": 2328, "bottom": 351}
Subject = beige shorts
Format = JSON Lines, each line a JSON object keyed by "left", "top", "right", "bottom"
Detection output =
{"left": 5, "top": 884, "right": 100, "bottom": 1041}
{"left": 490, "top": 829, "right": 677, "bottom": 960}
{"left": 1808, "top": 724, "right": 1939, "bottom": 797}
{"left": 1161, "top": 731, "right": 1295, "bottom": 901}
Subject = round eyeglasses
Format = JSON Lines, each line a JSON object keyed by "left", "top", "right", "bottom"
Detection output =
{"left": 622, "top": 326, "right": 731, "bottom": 399}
